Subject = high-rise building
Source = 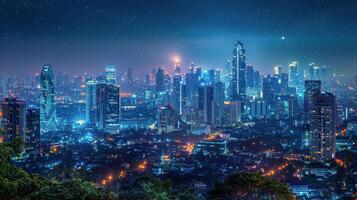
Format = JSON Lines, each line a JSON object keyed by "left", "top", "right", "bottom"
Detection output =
{"left": 274, "top": 65, "right": 282, "bottom": 77}
{"left": 198, "top": 85, "right": 214, "bottom": 124}
{"left": 40, "top": 64, "right": 56, "bottom": 132}
{"left": 253, "top": 70, "right": 261, "bottom": 90}
{"left": 85, "top": 80, "right": 97, "bottom": 126}
{"left": 308, "top": 63, "right": 322, "bottom": 80}
{"left": 185, "top": 67, "right": 201, "bottom": 108}
{"left": 231, "top": 41, "right": 246, "bottom": 102}
{"left": 310, "top": 92, "right": 336, "bottom": 161}
{"left": 26, "top": 108, "right": 40, "bottom": 153}
{"left": 96, "top": 83, "right": 120, "bottom": 133}
{"left": 280, "top": 72, "right": 289, "bottom": 95}
{"left": 213, "top": 81, "right": 225, "bottom": 126}
{"left": 127, "top": 67, "right": 133, "bottom": 84}
{"left": 275, "top": 95, "right": 299, "bottom": 120}
{"left": 158, "top": 105, "right": 177, "bottom": 134}
{"left": 249, "top": 98, "right": 267, "bottom": 119}
{"left": 172, "top": 74, "right": 183, "bottom": 114}
{"left": 105, "top": 65, "right": 117, "bottom": 85}
{"left": 156, "top": 68, "right": 165, "bottom": 93}
{"left": 288, "top": 61, "right": 299, "bottom": 88}
{"left": 246, "top": 65, "right": 254, "bottom": 88}
{"left": 304, "top": 80, "right": 321, "bottom": 123}
{"left": 0, "top": 98, "right": 26, "bottom": 143}
{"left": 262, "top": 75, "right": 275, "bottom": 107}
{"left": 223, "top": 100, "right": 242, "bottom": 126}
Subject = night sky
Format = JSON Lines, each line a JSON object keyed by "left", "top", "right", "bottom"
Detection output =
{"left": 1, "top": 0, "right": 357, "bottom": 76}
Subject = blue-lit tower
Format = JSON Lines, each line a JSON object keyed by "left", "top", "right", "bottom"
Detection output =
{"left": 40, "top": 64, "right": 57, "bottom": 132}
{"left": 86, "top": 80, "right": 97, "bottom": 126}
{"left": 231, "top": 41, "right": 246, "bottom": 102}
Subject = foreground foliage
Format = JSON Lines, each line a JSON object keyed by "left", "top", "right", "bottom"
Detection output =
{"left": 209, "top": 173, "right": 294, "bottom": 200}
{"left": 0, "top": 137, "right": 293, "bottom": 200}
{"left": 0, "top": 139, "right": 115, "bottom": 200}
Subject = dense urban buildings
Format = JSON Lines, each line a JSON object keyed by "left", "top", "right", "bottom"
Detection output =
{"left": 0, "top": 39, "right": 355, "bottom": 199}
{"left": 0, "top": 1, "right": 356, "bottom": 199}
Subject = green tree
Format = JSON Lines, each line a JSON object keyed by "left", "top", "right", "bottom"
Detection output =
{"left": 0, "top": 133, "right": 116, "bottom": 200}
{"left": 209, "top": 173, "right": 293, "bottom": 200}
{"left": 119, "top": 175, "right": 171, "bottom": 200}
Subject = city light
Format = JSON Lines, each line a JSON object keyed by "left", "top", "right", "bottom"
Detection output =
{"left": 0, "top": 2, "right": 355, "bottom": 199}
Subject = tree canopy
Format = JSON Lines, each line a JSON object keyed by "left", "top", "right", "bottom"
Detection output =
{"left": 0, "top": 138, "right": 115, "bottom": 200}
{"left": 209, "top": 173, "right": 294, "bottom": 200}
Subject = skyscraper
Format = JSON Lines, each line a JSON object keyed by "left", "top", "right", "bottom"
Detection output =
{"left": 158, "top": 105, "right": 176, "bottom": 134}
{"left": 231, "top": 41, "right": 246, "bottom": 102}
{"left": 304, "top": 80, "right": 321, "bottom": 123}
{"left": 274, "top": 65, "right": 282, "bottom": 77}
{"left": 26, "top": 108, "right": 40, "bottom": 153}
{"left": 105, "top": 65, "right": 117, "bottom": 85}
{"left": 288, "top": 61, "right": 299, "bottom": 88}
{"left": 0, "top": 98, "right": 26, "bottom": 143}
{"left": 280, "top": 72, "right": 289, "bottom": 95}
{"left": 246, "top": 65, "right": 254, "bottom": 88}
{"left": 96, "top": 83, "right": 121, "bottom": 133}
{"left": 156, "top": 68, "right": 165, "bottom": 93}
{"left": 172, "top": 74, "right": 183, "bottom": 114}
{"left": 40, "top": 64, "right": 56, "bottom": 132}
{"left": 198, "top": 84, "right": 214, "bottom": 124}
{"left": 213, "top": 81, "right": 225, "bottom": 126}
{"left": 310, "top": 92, "right": 336, "bottom": 161}
{"left": 262, "top": 75, "right": 275, "bottom": 108}
{"left": 127, "top": 67, "right": 133, "bottom": 84}
{"left": 86, "top": 80, "right": 97, "bottom": 126}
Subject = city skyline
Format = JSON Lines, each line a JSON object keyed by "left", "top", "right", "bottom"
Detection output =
{"left": 0, "top": 1, "right": 356, "bottom": 199}
{"left": 1, "top": 0, "right": 357, "bottom": 75}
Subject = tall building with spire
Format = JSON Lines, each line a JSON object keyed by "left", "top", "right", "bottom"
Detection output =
{"left": 40, "top": 64, "right": 56, "bottom": 132}
{"left": 231, "top": 41, "right": 246, "bottom": 102}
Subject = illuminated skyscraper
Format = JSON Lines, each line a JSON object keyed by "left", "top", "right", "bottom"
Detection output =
{"left": 105, "top": 65, "right": 117, "bottom": 85}
{"left": 288, "top": 61, "right": 299, "bottom": 88}
{"left": 231, "top": 41, "right": 246, "bottom": 102}
{"left": 304, "top": 80, "right": 321, "bottom": 123}
{"left": 198, "top": 84, "right": 214, "bottom": 124}
{"left": 158, "top": 105, "right": 176, "bottom": 134}
{"left": 85, "top": 80, "right": 97, "bottom": 126}
{"left": 262, "top": 75, "right": 275, "bottom": 107}
{"left": 0, "top": 98, "right": 26, "bottom": 143}
{"left": 40, "top": 64, "right": 56, "bottom": 132}
{"left": 172, "top": 74, "right": 183, "bottom": 114}
{"left": 310, "top": 92, "right": 336, "bottom": 161}
{"left": 280, "top": 72, "right": 289, "bottom": 95}
{"left": 273, "top": 65, "right": 282, "bottom": 77}
{"left": 96, "top": 83, "right": 120, "bottom": 133}
{"left": 26, "top": 107, "right": 40, "bottom": 153}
